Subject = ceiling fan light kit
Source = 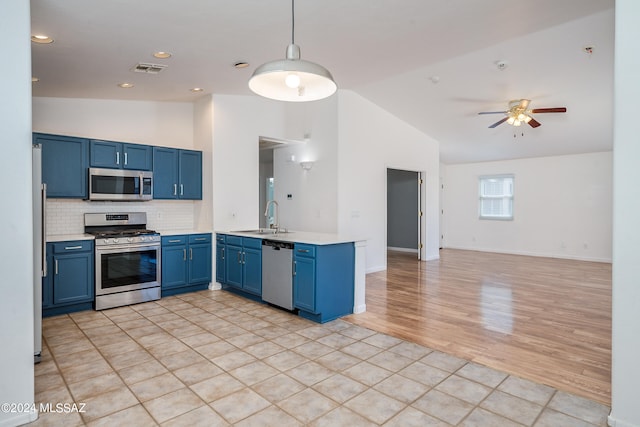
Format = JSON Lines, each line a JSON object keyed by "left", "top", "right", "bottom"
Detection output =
{"left": 479, "top": 99, "right": 567, "bottom": 129}
{"left": 249, "top": 0, "right": 337, "bottom": 102}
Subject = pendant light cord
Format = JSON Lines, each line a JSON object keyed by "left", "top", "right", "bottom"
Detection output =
{"left": 291, "top": 0, "right": 295, "bottom": 45}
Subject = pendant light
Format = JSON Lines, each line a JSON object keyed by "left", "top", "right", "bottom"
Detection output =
{"left": 248, "top": 0, "right": 337, "bottom": 102}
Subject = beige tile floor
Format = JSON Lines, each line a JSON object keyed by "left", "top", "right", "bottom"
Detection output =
{"left": 32, "top": 290, "right": 610, "bottom": 426}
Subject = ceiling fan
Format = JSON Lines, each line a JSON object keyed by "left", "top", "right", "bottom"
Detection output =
{"left": 478, "top": 99, "right": 567, "bottom": 128}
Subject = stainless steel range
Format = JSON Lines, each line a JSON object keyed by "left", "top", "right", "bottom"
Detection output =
{"left": 85, "top": 212, "right": 161, "bottom": 310}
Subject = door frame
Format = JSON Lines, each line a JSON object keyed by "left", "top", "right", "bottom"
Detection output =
{"left": 385, "top": 166, "right": 427, "bottom": 263}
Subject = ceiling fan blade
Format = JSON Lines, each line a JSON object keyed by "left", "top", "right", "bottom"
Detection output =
{"left": 478, "top": 111, "right": 507, "bottom": 115}
{"left": 530, "top": 107, "right": 567, "bottom": 113}
{"left": 488, "top": 117, "right": 508, "bottom": 128}
{"left": 527, "top": 117, "right": 542, "bottom": 128}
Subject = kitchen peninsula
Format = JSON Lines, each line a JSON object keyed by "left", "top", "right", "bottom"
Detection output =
{"left": 215, "top": 230, "right": 366, "bottom": 323}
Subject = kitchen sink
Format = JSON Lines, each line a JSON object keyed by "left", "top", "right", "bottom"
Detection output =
{"left": 231, "top": 229, "right": 294, "bottom": 235}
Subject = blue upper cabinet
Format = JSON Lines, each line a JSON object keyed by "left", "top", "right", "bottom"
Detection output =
{"left": 179, "top": 150, "right": 203, "bottom": 200}
{"left": 152, "top": 147, "right": 179, "bottom": 199}
{"left": 90, "top": 140, "right": 152, "bottom": 170}
{"left": 35, "top": 133, "right": 88, "bottom": 198}
{"left": 153, "top": 147, "right": 202, "bottom": 200}
{"left": 123, "top": 143, "right": 153, "bottom": 170}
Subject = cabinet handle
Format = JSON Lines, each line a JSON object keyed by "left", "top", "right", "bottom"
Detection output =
{"left": 194, "top": 238, "right": 207, "bottom": 241}
{"left": 237, "top": 252, "right": 242, "bottom": 264}
{"left": 168, "top": 239, "right": 181, "bottom": 243}
{"left": 116, "top": 151, "right": 120, "bottom": 165}
{"left": 183, "top": 248, "right": 187, "bottom": 261}
{"left": 54, "top": 259, "right": 58, "bottom": 275}
{"left": 189, "top": 248, "right": 193, "bottom": 260}
{"left": 180, "top": 184, "right": 184, "bottom": 196}
{"left": 64, "top": 245, "right": 83, "bottom": 250}
{"left": 297, "top": 249, "right": 310, "bottom": 253}
{"left": 173, "top": 184, "right": 177, "bottom": 196}
{"left": 124, "top": 152, "right": 128, "bottom": 165}
{"left": 293, "top": 260, "right": 296, "bottom": 276}
{"left": 221, "top": 247, "right": 225, "bottom": 260}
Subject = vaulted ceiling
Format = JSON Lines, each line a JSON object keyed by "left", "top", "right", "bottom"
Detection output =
{"left": 30, "top": 0, "right": 614, "bottom": 163}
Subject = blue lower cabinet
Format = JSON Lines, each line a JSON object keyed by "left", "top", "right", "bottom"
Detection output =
{"left": 188, "top": 235, "right": 213, "bottom": 284}
{"left": 217, "top": 235, "right": 262, "bottom": 298}
{"left": 161, "top": 236, "right": 189, "bottom": 288}
{"left": 216, "top": 234, "right": 355, "bottom": 323}
{"left": 294, "top": 242, "right": 355, "bottom": 323}
{"left": 43, "top": 240, "right": 94, "bottom": 317}
{"left": 161, "top": 233, "right": 212, "bottom": 297}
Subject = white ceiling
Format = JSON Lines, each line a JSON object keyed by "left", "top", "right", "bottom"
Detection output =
{"left": 30, "top": 0, "right": 615, "bottom": 164}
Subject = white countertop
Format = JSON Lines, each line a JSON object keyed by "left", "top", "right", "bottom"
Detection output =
{"left": 47, "top": 234, "right": 95, "bottom": 242}
{"left": 156, "top": 229, "right": 213, "bottom": 236}
{"left": 217, "top": 230, "right": 365, "bottom": 246}
{"left": 47, "top": 230, "right": 213, "bottom": 242}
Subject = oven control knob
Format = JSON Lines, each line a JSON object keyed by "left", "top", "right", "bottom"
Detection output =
{"left": 104, "top": 239, "right": 110, "bottom": 244}
{"left": 140, "top": 236, "right": 146, "bottom": 242}
{"left": 113, "top": 238, "right": 119, "bottom": 243}
{"left": 127, "top": 237, "right": 133, "bottom": 242}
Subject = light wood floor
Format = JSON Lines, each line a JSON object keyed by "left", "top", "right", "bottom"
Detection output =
{"left": 344, "top": 249, "right": 612, "bottom": 405}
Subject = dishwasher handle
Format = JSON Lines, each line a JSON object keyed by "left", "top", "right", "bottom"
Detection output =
{"left": 262, "top": 240, "right": 294, "bottom": 250}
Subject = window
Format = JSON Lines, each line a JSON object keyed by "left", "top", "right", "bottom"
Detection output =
{"left": 479, "top": 175, "right": 514, "bottom": 220}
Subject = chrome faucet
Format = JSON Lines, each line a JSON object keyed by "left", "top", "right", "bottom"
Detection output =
{"left": 264, "top": 200, "right": 279, "bottom": 232}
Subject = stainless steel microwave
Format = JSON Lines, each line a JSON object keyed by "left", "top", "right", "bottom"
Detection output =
{"left": 88, "top": 168, "right": 153, "bottom": 201}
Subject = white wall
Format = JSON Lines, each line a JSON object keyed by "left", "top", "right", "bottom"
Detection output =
{"left": 442, "top": 152, "right": 612, "bottom": 262}
{"left": 32, "top": 97, "right": 194, "bottom": 149}
{"left": 0, "top": 0, "right": 36, "bottom": 426}
{"left": 211, "top": 95, "right": 286, "bottom": 232}
{"left": 193, "top": 95, "right": 214, "bottom": 231}
{"left": 610, "top": 0, "right": 640, "bottom": 425}
{"left": 273, "top": 97, "right": 339, "bottom": 233}
{"left": 337, "top": 90, "right": 441, "bottom": 272}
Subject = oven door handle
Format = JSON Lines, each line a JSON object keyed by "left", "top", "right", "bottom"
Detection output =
{"left": 96, "top": 243, "right": 161, "bottom": 253}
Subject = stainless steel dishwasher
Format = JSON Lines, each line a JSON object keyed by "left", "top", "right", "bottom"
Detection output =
{"left": 261, "top": 240, "right": 294, "bottom": 310}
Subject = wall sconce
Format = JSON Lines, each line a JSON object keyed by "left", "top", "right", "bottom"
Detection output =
{"left": 300, "top": 161, "right": 314, "bottom": 171}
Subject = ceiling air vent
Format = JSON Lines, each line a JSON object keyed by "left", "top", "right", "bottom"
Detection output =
{"left": 131, "top": 63, "right": 167, "bottom": 74}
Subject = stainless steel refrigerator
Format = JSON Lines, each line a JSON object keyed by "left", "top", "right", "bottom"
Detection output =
{"left": 32, "top": 143, "right": 46, "bottom": 363}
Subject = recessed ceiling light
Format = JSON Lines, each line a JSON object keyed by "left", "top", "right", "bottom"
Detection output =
{"left": 118, "top": 83, "right": 134, "bottom": 88}
{"left": 32, "top": 77, "right": 39, "bottom": 82}
{"left": 153, "top": 51, "right": 172, "bottom": 59}
{"left": 190, "top": 88, "right": 204, "bottom": 92}
{"left": 234, "top": 62, "right": 250, "bottom": 69}
{"left": 31, "top": 35, "right": 53, "bottom": 44}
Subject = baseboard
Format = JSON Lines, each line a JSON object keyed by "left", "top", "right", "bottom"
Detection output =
{"left": 387, "top": 246, "right": 418, "bottom": 254}
{"left": 443, "top": 245, "right": 612, "bottom": 263}
{"left": 0, "top": 410, "right": 37, "bottom": 427}
{"left": 366, "top": 265, "right": 386, "bottom": 274}
{"left": 607, "top": 414, "right": 636, "bottom": 427}
{"left": 353, "top": 304, "right": 367, "bottom": 314}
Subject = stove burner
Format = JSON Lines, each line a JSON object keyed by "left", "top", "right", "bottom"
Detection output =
{"left": 88, "top": 229, "right": 158, "bottom": 238}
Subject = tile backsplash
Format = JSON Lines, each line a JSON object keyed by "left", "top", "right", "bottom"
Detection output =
{"left": 46, "top": 199, "right": 196, "bottom": 236}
